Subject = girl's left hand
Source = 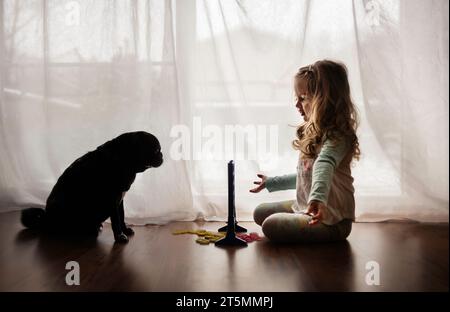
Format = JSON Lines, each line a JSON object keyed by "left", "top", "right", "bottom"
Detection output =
{"left": 306, "top": 200, "right": 327, "bottom": 225}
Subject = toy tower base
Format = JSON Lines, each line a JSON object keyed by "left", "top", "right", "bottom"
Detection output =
{"left": 218, "top": 223, "right": 247, "bottom": 233}
{"left": 215, "top": 232, "right": 247, "bottom": 247}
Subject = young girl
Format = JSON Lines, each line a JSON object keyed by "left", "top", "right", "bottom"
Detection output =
{"left": 250, "top": 60, "right": 360, "bottom": 243}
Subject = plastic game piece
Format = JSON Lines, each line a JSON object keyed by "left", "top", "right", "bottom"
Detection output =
{"left": 195, "top": 238, "right": 210, "bottom": 245}
{"left": 237, "top": 232, "right": 263, "bottom": 243}
{"left": 172, "top": 229, "right": 262, "bottom": 245}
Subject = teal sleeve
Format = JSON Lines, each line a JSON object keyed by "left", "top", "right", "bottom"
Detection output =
{"left": 308, "top": 137, "right": 351, "bottom": 204}
{"left": 265, "top": 174, "right": 297, "bottom": 192}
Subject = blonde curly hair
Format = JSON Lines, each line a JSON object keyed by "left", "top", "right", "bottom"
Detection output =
{"left": 292, "top": 60, "right": 360, "bottom": 160}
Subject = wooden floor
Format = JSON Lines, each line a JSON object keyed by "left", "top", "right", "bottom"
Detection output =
{"left": 0, "top": 211, "right": 448, "bottom": 292}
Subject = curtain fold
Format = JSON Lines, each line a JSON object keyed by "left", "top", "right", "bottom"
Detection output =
{"left": 352, "top": 0, "right": 449, "bottom": 221}
{"left": 0, "top": 0, "right": 448, "bottom": 223}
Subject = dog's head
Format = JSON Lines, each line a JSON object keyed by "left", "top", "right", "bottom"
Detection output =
{"left": 108, "top": 131, "right": 163, "bottom": 173}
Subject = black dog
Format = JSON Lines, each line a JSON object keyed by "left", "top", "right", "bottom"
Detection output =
{"left": 21, "top": 131, "right": 163, "bottom": 243}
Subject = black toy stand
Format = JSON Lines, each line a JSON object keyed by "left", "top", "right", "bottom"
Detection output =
{"left": 215, "top": 161, "right": 248, "bottom": 247}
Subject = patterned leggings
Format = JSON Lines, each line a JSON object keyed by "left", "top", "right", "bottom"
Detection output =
{"left": 253, "top": 200, "right": 352, "bottom": 243}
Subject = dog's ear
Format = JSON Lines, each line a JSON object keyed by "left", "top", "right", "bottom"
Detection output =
{"left": 96, "top": 137, "right": 117, "bottom": 162}
{"left": 95, "top": 133, "right": 136, "bottom": 165}
{"left": 115, "top": 133, "right": 141, "bottom": 163}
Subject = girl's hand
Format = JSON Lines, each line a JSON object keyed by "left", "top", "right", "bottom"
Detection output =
{"left": 249, "top": 174, "right": 267, "bottom": 193}
{"left": 306, "top": 200, "right": 327, "bottom": 225}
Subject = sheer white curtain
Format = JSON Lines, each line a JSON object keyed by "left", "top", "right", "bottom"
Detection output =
{"left": 352, "top": 0, "right": 449, "bottom": 221}
{"left": 0, "top": 0, "right": 448, "bottom": 223}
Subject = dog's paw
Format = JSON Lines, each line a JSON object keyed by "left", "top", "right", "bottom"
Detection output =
{"left": 123, "top": 227, "right": 135, "bottom": 236}
{"left": 114, "top": 233, "right": 129, "bottom": 243}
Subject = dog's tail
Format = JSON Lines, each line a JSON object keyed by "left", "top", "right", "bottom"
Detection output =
{"left": 21, "top": 208, "right": 46, "bottom": 230}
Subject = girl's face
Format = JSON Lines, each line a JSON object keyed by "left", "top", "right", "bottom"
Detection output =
{"left": 295, "top": 78, "right": 312, "bottom": 121}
